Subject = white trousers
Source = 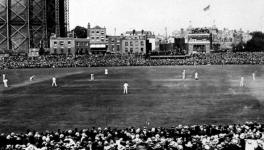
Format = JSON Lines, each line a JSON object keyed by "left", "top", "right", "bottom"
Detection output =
{"left": 240, "top": 80, "right": 244, "bottom": 87}
{"left": 52, "top": 81, "right": 57, "bottom": 87}
{"left": 124, "top": 87, "right": 128, "bottom": 94}
{"left": 3, "top": 82, "right": 8, "bottom": 87}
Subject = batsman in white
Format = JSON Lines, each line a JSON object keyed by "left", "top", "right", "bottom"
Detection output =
{"left": 240, "top": 77, "right": 244, "bottom": 87}
{"left": 182, "top": 70, "right": 186, "bottom": 80}
{"left": 105, "top": 69, "right": 108, "bottom": 75}
{"left": 52, "top": 76, "right": 57, "bottom": 87}
{"left": 123, "top": 82, "right": 128, "bottom": 94}
{"left": 3, "top": 78, "right": 8, "bottom": 88}
{"left": 91, "top": 74, "right": 94, "bottom": 81}
{"left": 252, "top": 72, "right": 256, "bottom": 81}
{"left": 195, "top": 72, "right": 199, "bottom": 80}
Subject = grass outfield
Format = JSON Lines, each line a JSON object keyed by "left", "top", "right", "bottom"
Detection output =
{"left": 1, "top": 65, "right": 264, "bottom": 133}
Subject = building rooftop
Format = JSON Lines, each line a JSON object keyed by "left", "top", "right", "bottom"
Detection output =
{"left": 92, "top": 25, "right": 105, "bottom": 29}
{"left": 125, "top": 30, "right": 152, "bottom": 35}
{"left": 50, "top": 37, "right": 89, "bottom": 41}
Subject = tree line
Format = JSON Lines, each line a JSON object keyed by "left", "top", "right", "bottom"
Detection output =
{"left": 233, "top": 31, "right": 264, "bottom": 52}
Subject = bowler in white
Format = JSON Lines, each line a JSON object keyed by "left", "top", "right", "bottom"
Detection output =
{"left": 3, "top": 78, "right": 8, "bottom": 87}
{"left": 195, "top": 72, "right": 198, "bottom": 80}
{"left": 52, "top": 77, "right": 57, "bottom": 87}
{"left": 123, "top": 83, "right": 128, "bottom": 94}
{"left": 182, "top": 70, "right": 186, "bottom": 80}
{"left": 240, "top": 77, "right": 244, "bottom": 87}
{"left": 252, "top": 72, "right": 256, "bottom": 81}
{"left": 91, "top": 74, "right": 94, "bottom": 81}
{"left": 105, "top": 69, "right": 108, "bottom": 75}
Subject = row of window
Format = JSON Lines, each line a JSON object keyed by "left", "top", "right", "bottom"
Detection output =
{"left": 109, "top": 39, "right": 120, "bottom": 43}
{"left": 91, "top": 30, "right": 105, "bottom": 35}
{"left": 76, "top": 42, "right": 89, "bottom": 46}
{"left": 53, "top": 41, "right": 89, "bottom": 46}
{"left": 91, "top": 36, "right": 105, "bottom": 42}
{"left": 109, "top": 46, "right": 120, "bottom": 51}
{"left": 124, "top": 47, "right": 144, "bottom": 53}
{"left": 124, "top": 41, "right": 145, "bottom": 46}
{"left": 124, "top": 36, "right": 145, "bottom": 40}
{"left": 54, "top": 41, "right": 72, "bottom": 46}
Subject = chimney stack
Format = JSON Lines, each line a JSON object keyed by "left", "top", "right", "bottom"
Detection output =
{"left": 87, "top": 22, "right": 91, "bottom": 38}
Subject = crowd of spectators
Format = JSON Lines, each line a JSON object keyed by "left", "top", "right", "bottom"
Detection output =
{"left": 1, "top": 52, "right": 264, "bottom": 69}
{"left": 151, "top": 50, "right": 186, "bottom": 56}
{"left": 1, "top": 122, "right": 264, "bottom": 150}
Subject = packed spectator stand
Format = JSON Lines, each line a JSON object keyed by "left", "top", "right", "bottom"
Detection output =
{"left": 0, "top": 122, "right": 264, "bottom": 150}
{"left": 1, "top": 52, "right": 264, "bottom": 70}
{"left": 2, "top": 53, "right": 264, "bottom": 149}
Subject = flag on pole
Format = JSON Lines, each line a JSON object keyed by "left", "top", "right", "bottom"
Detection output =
{"left": 203, "top": 5, "right": 210, "bottom": 11}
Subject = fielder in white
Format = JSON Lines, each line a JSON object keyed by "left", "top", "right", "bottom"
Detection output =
{"left": 123, "top": 82, "right": 128, "bottom": 94}
{"left": 52, "top": 77, "right": 57, "bottom": 87}
{"left": 195, "top": 72, "right": 198, "bottom": 80}
{"left": 252, "top": 72, "right": 256, "bottom": 81}
{"left": 2, "top": 74, "right": 5, "bottom": 81}
{"left": 91, "top": 74, "right": 94, "bottom": 81}
{"left": 240, "top": 77, "right": 244, "bottom": 87}
{"left": 29, "top": 75, "right": 35, "bottom": 81}
{"left": 105, "top": 69, "right": 108, "bottom": 75}
{"left": 3, "top": 78, "right": 8, "bottom": 87}
{"left": 182, "top": 70, "right": 186, "bottom": 80}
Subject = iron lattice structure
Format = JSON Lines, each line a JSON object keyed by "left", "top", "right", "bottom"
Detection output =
{"left": 0, "top": 0, "right": 8, "bottom": 51}
{"left": 65, "top": 0, "right": 69, "bottom": 34}
{"left": 46, "top": 0, "right": 68, "bottom": 39}
{"left": 0, "top": 0, "right": 68, "bottom": 54}
{"left": 29, "top": 0, "right": 47, "bottom": 49}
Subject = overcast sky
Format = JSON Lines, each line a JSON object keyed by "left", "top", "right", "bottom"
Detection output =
{"left": 69, "top": 0, "right": 264, "bottom": 35}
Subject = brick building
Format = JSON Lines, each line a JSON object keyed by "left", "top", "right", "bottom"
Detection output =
{"left": 87, "top": 23, "right": 107, "bottom": 54}
{"left": 121, "top": 30, "right": 150, "bottom": 54}
{"left": 121, "top": 35, "right": 146, "bottom": 54}
{"left": 50, "top": 37, "right": 89, "bottom": 55}
{"left": 106, "top": 36, "right": 122, "bottom": 53}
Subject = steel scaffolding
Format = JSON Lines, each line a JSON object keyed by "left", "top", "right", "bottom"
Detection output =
{"left": 65, "top": 0, "right": 69, "bottom": 34}
{"left": 29, "top": 0, "right": 47, "bottom": 49}
{"left": 0, "top": 0, "right": 68, "bottom": 54}
{"left": 55, "top": 0, "right": 60, "bottom": 37}
{"left": 9, "top": 0, "right": 28, "bottom": 53}
{"left": 0, "top": 0, "right": 8, "bottom": 51}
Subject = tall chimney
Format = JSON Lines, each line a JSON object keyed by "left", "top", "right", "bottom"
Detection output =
{"left": 87, "top": 23, "right": 91, "bottom": 38}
